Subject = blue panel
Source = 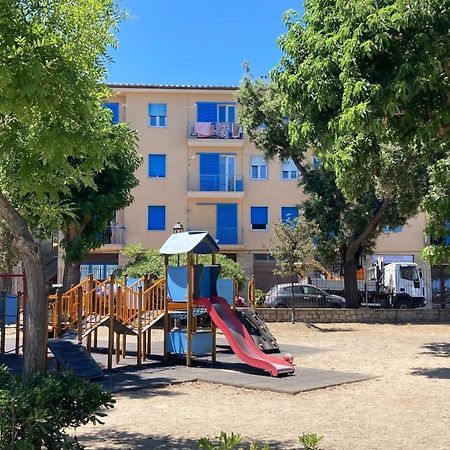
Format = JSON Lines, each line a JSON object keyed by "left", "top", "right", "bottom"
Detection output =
{"left": 197, "top": 265, "right": 221, "bottom": 298}
{"left": 251, "top": 207, "right": 268, "bottom": 225}
{"left": 167, "top": 266, "right": 188, "bottom": 302}
{"left": 148, "top": 154, "right": 166, "bottom": 177}
{"left": 197, "top": 102, "right": 218, "bottom": 122}
{"left": 199, "top": 153, "right": 220, "bottom": 191}
{"left": 104, "top": 102, "right": 119, "bottom": 124}
{"left": 147, "top": 206, "right": 165, "bottom": 230}
{"left": 167, "top": 331, "right": 213, "bottom": 356}
{"left": 217, "top": 279, "right": 234, "bottom": 305}
{"left": 217, "top": 203, "right": 238, "bottom": 244}
{"left": 0, "top": 295, "right": 17, "bottom": 326}
{"left": 281, "top": 207, "right": 298, "bottom": 223}
{"left": 148, "top": 103, "right": 167, "bottom": 116}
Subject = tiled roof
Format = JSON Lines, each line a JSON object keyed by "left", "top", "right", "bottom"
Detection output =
{"left": 108, "top": 83, "right": 238, "bottom": 91}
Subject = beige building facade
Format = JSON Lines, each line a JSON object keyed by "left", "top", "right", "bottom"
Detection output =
{"left": 63, "top": 84, "right": 433, "bottom": 294}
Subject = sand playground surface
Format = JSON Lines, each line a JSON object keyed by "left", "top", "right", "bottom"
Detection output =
{"left": 74, "top": 323, "right": 450, "bottom": 449}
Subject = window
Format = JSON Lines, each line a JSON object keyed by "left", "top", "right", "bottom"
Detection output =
{"left": 281, "top": 158, "right": 299, "bottom": 180}
{"left": 281, "top": 207, "right": 299, "bottom": 223}
{"left": 148, "top": 154, "right": 166, "bottom": 178}
{"left": 104, "top": 102, "right": 119, "bottom": 124}
{"left": 251, "top": 206, "right": 268, "bottom": 230}
{"left": 253, "top": 253, "right": 275, "bottom": 261}
{"left": 217, "top": 104, "right": 236, "bottom": 123}
{"left": 147, "top": 206, "right": 166, "bottom": 230}
{"left": 148, "top": 103, "right": 167, "bottom": 127}
{"left": 250, "top": 156, "right": 268, "bottom": 180}
{"left": 384, "top": 225, "right": 403, "bottom": 234}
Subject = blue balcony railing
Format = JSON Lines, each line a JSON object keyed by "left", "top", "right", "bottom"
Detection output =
{"left": 188, "top": 175, "right": 244, "bottom": 192}
{"left": 188, "top": 122, "right": 243, "bottom": 140}
{"left": 188, "top": 227, "right": 243, "bottom": 245}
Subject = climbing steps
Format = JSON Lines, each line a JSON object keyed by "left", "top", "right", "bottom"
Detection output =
{"left": 236, "top": 307, "right": 280, "bottom": 353}
{"left": 47, "top": 338, "right": 104, "bottom": 379}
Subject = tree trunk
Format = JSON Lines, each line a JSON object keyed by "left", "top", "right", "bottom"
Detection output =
{"left": 290, "top": 280, "right": 295, "bottom": 324}
{"left": 63, "top": 260, "right": 81, "bottom": 290}
{"left": 343, "top": 253, "right": 359, "bottom": 308}
{"left": 0, "top": 192, "right": 47, "bottom": 379}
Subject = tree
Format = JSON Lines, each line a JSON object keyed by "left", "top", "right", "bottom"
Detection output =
{"left": 270, "top": 216, "right": 317, "bottom": 323}
{"left": 237, "top": 76, "right": 424, "bottom": 307}
{"left": 0, "top": 219, "right": 19, "bottom": 273}
{"left": 60, "top": 142, "right": 141, "bottom": 289}
{"left": 0, "top": 0, "right": 132, "bottom": 378}
{"left": 119, "top": 245, "right": 247, "bottom": 288}
{"left": 274, "top": 1, "right": 449, "bottom": 260}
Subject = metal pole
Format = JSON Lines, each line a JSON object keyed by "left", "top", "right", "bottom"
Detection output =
{"left": 163, "top": 255, "right": 169, "bottom": 362}
{"left": 0, "top": 291, "right": 5, "bottom": 355}
{"left": 186, "top": 252, "right": 193, "bottom": 367}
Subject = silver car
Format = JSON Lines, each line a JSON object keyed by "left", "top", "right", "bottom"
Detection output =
{"left": 264, "top": 283, "right": 345, "bottom": 308}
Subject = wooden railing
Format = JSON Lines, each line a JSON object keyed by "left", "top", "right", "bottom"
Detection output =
{"left": 247, "top": 275, "right": 255, "bottom": 308}
{"left": 48, "top": 276, "right": 166, "bottom": 338}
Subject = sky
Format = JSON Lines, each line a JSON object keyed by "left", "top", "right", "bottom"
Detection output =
{"left": 107, "top": 0, "right": 303, "bottom": 86}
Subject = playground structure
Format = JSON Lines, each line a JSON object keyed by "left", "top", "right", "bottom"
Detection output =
{"left": 0, "top": 273, "right": 26, "bottom": 357}
{"left": 160, "top": 231, "right": 293, "bottom": 376}
{"left": 2, "top": 232, "right": 290, "bottom": 377}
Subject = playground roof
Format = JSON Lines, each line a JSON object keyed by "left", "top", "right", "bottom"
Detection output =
{"left": 159, "top": 231, "right": 220, "bottom": 255}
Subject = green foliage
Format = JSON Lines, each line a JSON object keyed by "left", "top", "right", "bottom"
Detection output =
{"left": 254, "top": 289, "right": 266, "bottom": 307}
{"left": 298, "top": 433, "right": 323, "bottom": 450}
{"left": 274, "top": 0, "right": 449, "bottom": 259}
{"left": 119, "top": 245, "right": 246, "bottom": 287}
{"left": 0, "top": 365, "right": 114, "bottom": 449}
{"left": 198, "top": 432, "right": 269, "bottom": 450}
{"left": 60, "top": 138, "right": 141, "bottom": 263}
{"left": 198, "top": 431, "right": 323, "bottom": 449}
{"left": 270, "top": 216, "right": 318, "bottom": 278}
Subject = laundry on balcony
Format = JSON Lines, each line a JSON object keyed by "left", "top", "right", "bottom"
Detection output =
{"left": 215, "top": 123, "right": 229, "bottom": 139}
{"left": 193, "top": 122, "right": 214, "bottom": 138}
{"left": 232, "top": 123, "right": 243, "bottom": 139}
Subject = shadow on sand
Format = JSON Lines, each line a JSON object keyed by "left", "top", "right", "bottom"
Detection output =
{"left": 420, "top": 342, "right": 450, "bottom": 358}
{"left": 410, "top": 367, "right": 450, "bottom": 379}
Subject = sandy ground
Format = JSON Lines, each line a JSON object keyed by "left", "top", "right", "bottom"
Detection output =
{"left": 73, "top": 323, "right": 450, "bottom": 449}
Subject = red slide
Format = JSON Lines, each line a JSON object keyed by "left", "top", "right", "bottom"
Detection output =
{"left": 195, "top": 297, "right": 294, "bottom": 377}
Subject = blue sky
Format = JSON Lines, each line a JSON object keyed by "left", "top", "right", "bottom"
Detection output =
{"left": 107, "top": 0, "right": 303, "bottom": 86}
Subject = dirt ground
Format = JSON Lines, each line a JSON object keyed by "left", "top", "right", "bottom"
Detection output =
{"left": 76, "top": 323, "right": 450, "bottom": 449}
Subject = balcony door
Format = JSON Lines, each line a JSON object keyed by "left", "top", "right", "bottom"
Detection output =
{"left": 216, "top": 203, "right": 238, "bottom": 245}
{"left": 199, "top": 153, "right": 236, "bottom": 191}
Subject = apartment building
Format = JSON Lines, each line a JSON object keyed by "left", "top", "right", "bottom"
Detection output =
{"left": 61, "top": 84, "right": 437, "bottom": 293}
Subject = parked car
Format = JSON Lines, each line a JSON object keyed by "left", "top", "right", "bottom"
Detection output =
{"left": 264, "top": 283, "right": 346, "bottom": 308}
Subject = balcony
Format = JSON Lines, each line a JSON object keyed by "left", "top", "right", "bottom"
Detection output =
{"left": 94, "top": 226, "right": 126, "bottom": 251}
{"left": 187, "top": 175, "right": 245, "bottom": 198}
{"left": 188, "top": 227, "right": 243, "bottom": 246}
{"left": 187, "top": 122, "right": 244, "bottom": 147}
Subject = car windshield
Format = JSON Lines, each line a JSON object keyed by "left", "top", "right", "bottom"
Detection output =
{"left": 400, "top": 266, "right": 420, "bottom": 282}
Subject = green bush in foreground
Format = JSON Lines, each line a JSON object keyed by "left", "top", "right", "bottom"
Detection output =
{"left": 0, "top": 365, "right": 114, "bottom": 449}
{"left": 198, "top": 431, "right": 323, "bottom": 449}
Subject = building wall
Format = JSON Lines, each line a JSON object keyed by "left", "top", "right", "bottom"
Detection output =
{"left": 71, "top": 85, "right": 430, "bottom": 286}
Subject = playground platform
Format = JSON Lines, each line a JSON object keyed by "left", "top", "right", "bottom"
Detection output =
{"left": 1, "top": 336, "right": 372, "bottom": 395}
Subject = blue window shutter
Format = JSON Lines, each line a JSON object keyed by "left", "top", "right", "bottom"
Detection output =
{"left": 216, "top": 203, "right": 238, "bottom": 244}
{"left": 148, "top": 154, "right": 166, "bottom": 177}
{"left": 149, "top": 103, "right": 167, "bottom": 116}
{"left": 281, "top": 207, "right": 298, "bottom": 223}
{"left": 197, "top": 102, "right": 218, "bottom": 122}
{"left": 104, "top": 102, "right": 119, "bottom": 124}
{"left": 251, "top": 207, "right": 268, "bottom": 225}
{"left": 199, "top": 153, "right": 220, "bottom": 191}
{"left": 148, "top": 206, "right": 165, "bottom": 230}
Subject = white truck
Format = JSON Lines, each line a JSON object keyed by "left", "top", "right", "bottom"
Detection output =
{"left": 311, "top": 262, "right": 427, "bottom": 309}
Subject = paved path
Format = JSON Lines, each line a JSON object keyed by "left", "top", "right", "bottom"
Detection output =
{"left": 1, "top": 336, "right": 372, "bottom": 394}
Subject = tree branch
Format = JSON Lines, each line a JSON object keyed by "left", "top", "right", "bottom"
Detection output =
{"left": 290, "top": 153, "right": 310, "bottom": 179}
{"left": 345, "top": 197, "right": 391, "bottom": 262}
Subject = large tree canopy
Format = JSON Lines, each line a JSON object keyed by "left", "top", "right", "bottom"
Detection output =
{"left": 0, "top": 0, "right": 133, "bottom": 377}
{"left": 275, "top": 0, "right": 449, "bottom": 253}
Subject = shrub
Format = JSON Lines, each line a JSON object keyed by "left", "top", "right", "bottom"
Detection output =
{"left": 119, "top": 245, "right": 246, "bottom": 287}
{"left": 0, "top": 365, "right": 114, "bottom": 449}
{"left": 198, "top": 431, "right": 322, "bottom": 449}
{"left": 254, "top": 289, "right": 266, "bottom": 307}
